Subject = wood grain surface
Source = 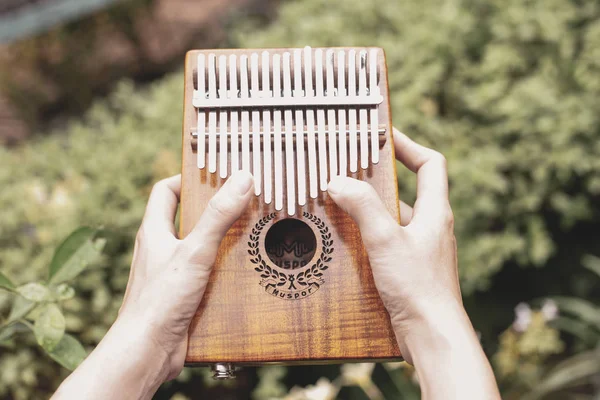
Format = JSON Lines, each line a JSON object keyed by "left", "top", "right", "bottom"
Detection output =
{"left": 180, "top": 48, "right": 402, "bottom": 365}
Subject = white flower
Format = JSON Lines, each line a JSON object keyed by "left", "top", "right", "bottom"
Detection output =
{"left": 541, "top": 299, "right": 559, "bottom": 321}
{"left": 285, "top": 378, "right": 337, "bottom": 400}
{"left": 513, "top": 302, "right": 532, "bottom": 332}
{"left": 341, "top": 363, "right": 375, "bottom": 386}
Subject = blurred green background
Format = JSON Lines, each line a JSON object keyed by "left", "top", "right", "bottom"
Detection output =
{"left": 1, "top": 0, "right": 599, "bottom": 399}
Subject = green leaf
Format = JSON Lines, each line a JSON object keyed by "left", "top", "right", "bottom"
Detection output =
{"left": 0, "top": 270, "right": 15, "bottom": 291}
{"left": 551, "top": 316, "right": 599, "bottom": 348}
{"left": 7, "top": 295, "right": 36, "bottom": 323}
{"left": 34, "top": 303, "right": 65, "bottom": 351}
{"left": 523, "top": 350, "right": 600, "bottom": 400}
{"left": 47, "top": 333, "right": 87, "bottom": 371}
{"left": 48, "top": 227, "right": 106, "bottom": 284}
{"left": 581, "top": 255, "right": 600, "bottom": 280}
{"left": 552, "top": 296, "right": 600, "bottom": 330}
{"left": 17, "top": 283, "right": 51, "bottom": 302}
{"left": 0, "top": 322, "right": 29, "bottom": 343}
{"left": 52, "top": 283, "right": 75, "bottom": 301}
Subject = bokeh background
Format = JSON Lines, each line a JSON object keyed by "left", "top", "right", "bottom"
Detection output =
{"left": 1, "top": 0, "right": 599, "bottom": 399}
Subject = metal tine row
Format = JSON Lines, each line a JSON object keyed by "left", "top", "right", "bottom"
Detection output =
{"left": 196, "top": 48, "right": 379, "bottom": 98}
{"left": 195, "top": 47, "right": 380, "bottom": 216}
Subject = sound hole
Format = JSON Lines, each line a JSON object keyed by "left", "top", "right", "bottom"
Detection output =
{"left": 265, "top": 218, "right": 317, "bottom": 270}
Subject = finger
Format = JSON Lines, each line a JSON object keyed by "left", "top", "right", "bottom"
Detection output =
{"left": 184, "top": 170, "right": 254, "bottom": 265}
{"left": 392, "top": 128, "right": 450, "bottom": 219}
{"left": 399, "top": 200, "right": 413, "bottom": 226}
{"left": 142, "top": 175, "right": 182, "bottom": 236}
{"left": 328, "top": 176, "right": 402, "bottom": 251}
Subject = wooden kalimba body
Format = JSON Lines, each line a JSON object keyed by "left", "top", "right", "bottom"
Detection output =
{"left": 180, "top": 47, "right": 401, "bottom": 378}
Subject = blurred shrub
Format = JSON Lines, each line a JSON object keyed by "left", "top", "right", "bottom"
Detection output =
{"left": 0, "top": 0, "right": 159, "bottom": 137}
{"left": 493, "top": 301, "right": 564, "bottom": 395}
{"left": 1, "top": 0, "right": 600, "bottom": 398}
{"left": 231, "top": 0, "right": 600, "bottom": 293}
{"left": 0, "top": 77, "right": 182, "bottom": 399}
{"left": 0, "top": 0, "right": 268, "bottom": 144}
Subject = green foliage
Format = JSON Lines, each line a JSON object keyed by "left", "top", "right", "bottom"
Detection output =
{"left": 34, "top": 304, "right": 65, "bottom": 351}
{"left": 0, "top": 0, "right": 161, "bottom": 134}
{"left": 523, "top": 349, "right": 600, "bottom": 400}
{"left": 527, "top": 259, "right": 600, "bottom": 399}
{"left": 0, "top": 271, "right": 15, "bottom": 291}
{"left": 7, "top": 296, "right": 36, "bottom": 325}
{"left": 0, "top": 0, "right": 599, "bottom": 398}
{"left": 231, "top": 0, "right": 600, "bottom": 293}
{"left": 252, "top": 366, "right": 288, "bottom": 399}
{"left": 494, "top": 310, "right": 565, "bottom": 387}
{"left": 0, "top": 75, "right": 182, "bottom": 398}
{"left": 16, "top": 283, "right": 51, "bottom": 303}
{"left": 48, "top": 227, "right": 106, "bottom": 284}
{"left": 0, "top": 228, "right": 105, "bottom": 398}
{"left": 47, "top": 334, "right": 88, "bottom": 371}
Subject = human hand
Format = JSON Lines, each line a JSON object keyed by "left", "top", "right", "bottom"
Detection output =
{"left": 53, "top": 171, "right": 254, "bottom": 400}
{"left": 117, "top": 170, "right": 254, "bottom": 379}
{"left": 327, "top": 129, "right": 499, "bottom": 399}
{"left": 327, "top": 128, "right": 459, "bottom": 362}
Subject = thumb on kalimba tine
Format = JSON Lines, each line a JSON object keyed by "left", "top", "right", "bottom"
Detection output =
{"left": 327, "top": 176, "right": 402, "bottom": 251}
{"left": 183, "top": 170, "right": 254, "bottom": 266}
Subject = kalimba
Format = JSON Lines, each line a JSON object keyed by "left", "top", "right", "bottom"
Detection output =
{"left": 180, "top": 47, "right": 401, "bottom": 378}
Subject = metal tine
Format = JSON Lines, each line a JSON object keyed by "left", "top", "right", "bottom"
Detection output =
{"left": 304, "top": 46, "right": 318, "bottom": 198}
{"left": 197, "top": 53, "right": 206, "bottom": 169}
{"left": 337, "top": 50, "right": 347, "bottom": 177}
{"left": 251, "top": 53, "right": 262, "bottom": 195}
{"left": 218, "top": 55, "right": 228, "bottom": 178}
{"left": 282, "top": 52, "right": 296, "bottom": 215}
{"left": 272, "top": 54, "right": 284, "bottom": 211}
{"left": 348, "top": 49, "right": 358, "bottom": 173}
{"left": 193, "top": 47, "right": 382, "bottom": 198}
{"left": 262, "top": 51, "right": 273, "bottom": 204}
{"left": 229, "top": 54, "right": 239, "bottom": 172}
{"left": 369, "top": 48, "right": 380, "bottom": 164}
{"left": 358, "top": 50, "right": 369, "bottom": 170}
{"left": 326, "top": 49, "right": 338, "bottom": 179}
{"left": 294, "top": 49, "right": 307, "bottom": 206}
{"left": 240, "top": 55, "right": 251, "bottom": 172}
{"left": 208, "top": 53, "right": 218, "bottom": 174}
{"left": 315, "top": 49, "right": 328, "bottom": 191}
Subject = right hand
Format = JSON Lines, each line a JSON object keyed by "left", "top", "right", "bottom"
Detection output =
{"left": 327, "top": 128, "right": 460, "bottom": 364}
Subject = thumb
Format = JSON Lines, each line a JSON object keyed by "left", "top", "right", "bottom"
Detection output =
{"left": 183, "top": 170, "right": 254, "bottom": 267}
{"left": 327, "top": 176, "right": 402, "bottom": 252}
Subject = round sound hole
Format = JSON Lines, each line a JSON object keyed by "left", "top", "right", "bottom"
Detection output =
{"left": 264, "top": 218, "right": 317, "bottom": 270}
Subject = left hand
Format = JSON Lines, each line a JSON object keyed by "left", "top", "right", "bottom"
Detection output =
{"left": 118, "top": 171, "right": 255, "bottom": 380}
{"left": 53, "top": 171, "right": 254, "bottom": 400}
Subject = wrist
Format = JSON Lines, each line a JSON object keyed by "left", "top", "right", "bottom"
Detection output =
{"left": 390, "top": 297, "right": 474, "bottom": 363}
{"left": 102, "top": 316, "right": 172, "bottom": 390}
{"left": 389, "top": 298, "right": 500, "bottom": 399}
{"left": 54, "top": 316, "right": 171, "bottom": 400}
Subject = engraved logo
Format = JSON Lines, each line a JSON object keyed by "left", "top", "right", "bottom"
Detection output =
{"left": 248, "top": 212, "right": 333, "bottom": 300}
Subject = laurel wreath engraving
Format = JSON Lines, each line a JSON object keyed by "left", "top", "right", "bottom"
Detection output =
{"left": 248, "top": 212, "right": 333, "bottom": 290}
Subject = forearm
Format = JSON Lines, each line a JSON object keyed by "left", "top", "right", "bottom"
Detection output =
{"left": 52, "top": 318, "right": 169, "bottom": 400}
{"left": 394, "top": 300, "right": 500, "bottom": 400}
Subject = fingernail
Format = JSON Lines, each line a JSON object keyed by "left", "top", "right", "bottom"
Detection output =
{"left": 229, "top": 170, "right": 254, "bottom": 195}
{"left": 327, "top": 176, "right": 347, "bottom": 195}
